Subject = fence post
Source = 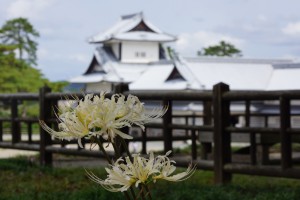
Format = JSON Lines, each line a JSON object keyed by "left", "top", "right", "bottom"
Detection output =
{"left": 0, "top": 121, "right": 2, "bottom": 142}
{"left": 39, "top": 86, "right": 53, "bottom": 166}
{"left": 141, "top": 128, "right": 147, "bottom": 154}
{"left": 113, "top": 83, "right": 130, "bottom": 155}
{"left": 113, "top": 83, "right": 129, "bottom": 94}
{"left": 245, "top": 100, "right": 257, "bottom": 165}
{"left": 201, "top": 101, "right": 212, "bottom": 159}
{"left": 27, "top": 122, "right": 32, "bottom": 143}
{"left": 191, "top": 128, "right": 197, "bottom": 160}
{"left": 213, "top": 82, "right": 232, "bottom": 184}
{"left": 163, "top": 99, "right": 172, "bottom": 155}
{"left": 11, "top": 99, "right": 21, "bottom": 143}
{"left": 280, "top": 95, "right": 292, "bottom": 169}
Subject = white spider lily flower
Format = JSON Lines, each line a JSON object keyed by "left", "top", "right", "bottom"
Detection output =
{"left": 124, "top": 95, "right": 168, "bottom": 131}
{"left": 39, "top": 94, "right": 96, "bottom": 147}
{"left": 83, "top": 93, "right": 167, "bottom": 142}
{"left": 85, "top": 165, "right": 135, "bottom": 192}
{"left": 89, "top": 94, "right": 134, "bottom": 141}
{"left": 85, "top": 156, "right": 136, "bottom": 192}
{"left": 153, "top": 162, "right": 196, "bottom": 182}
{"left": 39, "top": 111, "right": 91, "bottom": 148}
{"left": 40, "top": 93, "right": 167, "bottom": 145}
{"left": 153, "top": 151, "right": 196, "bottom": 182}
{"left": 123, "top": 153, "right": 159, "bottom": 187}
{"left": 86, "top": 151, "right": 195, "bottom": 192}
{"left": 86, "top": 154, "right": 158, "bottom": 192}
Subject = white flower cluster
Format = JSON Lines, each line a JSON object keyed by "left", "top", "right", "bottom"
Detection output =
{"left": 40, "top": 92, "right": 195, "bottom": 198}
{"left": 86, "top": 151, "right": 196, "bottom": 192}
{"left": 40, "top": 93, "right": 167, "bottom": 147}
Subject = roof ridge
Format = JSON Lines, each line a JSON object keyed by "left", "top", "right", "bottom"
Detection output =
{"left": 121, "top": 12, "right": 143, "bottom": 20}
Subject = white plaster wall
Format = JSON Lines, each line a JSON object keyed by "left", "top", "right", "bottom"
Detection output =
{"left": 86, "top": 82, "right": 112, "bottom": 93}
{"left": 111, "top": 43, "right": 120, "bottom": 59}
{"left": 121, "top": 41, "right": 159, "bottom": 63}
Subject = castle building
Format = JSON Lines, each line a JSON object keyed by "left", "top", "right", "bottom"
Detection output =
{"left": 69, "top": 12, "right": 189, "bottom": 92}
{"left": 69, "top": 12, "right": 300, "bottom": 93}
{"left": 67, "top": 12, "right": 300, "bottom": 131}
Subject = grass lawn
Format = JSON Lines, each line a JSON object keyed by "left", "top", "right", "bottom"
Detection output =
{"left": 0, "top": 157, "right": 300, "bottom": 200}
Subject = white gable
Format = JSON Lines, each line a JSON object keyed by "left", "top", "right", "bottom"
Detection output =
{"left": 129, "top": 64, "right": 192, "bottom": 90}
{"left": 267, "top": 65, "right": 300, "bottom": 90}
{"left": 89, "top": 13, "right": 176, "bottom": 43}
{"left": 112, "top": 63, "right": 149, "bottom": 82}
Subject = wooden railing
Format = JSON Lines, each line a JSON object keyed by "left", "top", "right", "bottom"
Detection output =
{"left": 1, "top": 82, "right": 300, "bottom": 184}
{"left": 215, "top": 83, "right": 300, "bottom": 183}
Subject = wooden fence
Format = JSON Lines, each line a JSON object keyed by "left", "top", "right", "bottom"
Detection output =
{"left": 1, "top": 82, "right": 300, "bottom": 184}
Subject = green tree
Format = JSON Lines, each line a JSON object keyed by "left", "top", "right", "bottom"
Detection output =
{"left": 0, "top": 17, "right": 39, "bottom": 65}
{"left": 47, "top": 81, "right": 69, "bottom": 92}
{"left": 0, "top": 20, "right": 65, "bottom": 94}
{"left": 197, "top": 41, "right": 242, "bottom": 57}
{"left": 167, "top": 46, "right": 175, "bottom": 59}
{"left": 0, "top": 44, "right": 46, "bottom": 93}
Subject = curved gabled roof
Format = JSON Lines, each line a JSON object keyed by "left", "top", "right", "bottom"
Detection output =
{"left": 88, "top": 12, "right": 176, "bottom": 43}
{"left": 267, "top": 64, "right": 300, "bottom": 90}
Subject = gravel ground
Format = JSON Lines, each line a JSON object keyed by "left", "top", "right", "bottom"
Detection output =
{"left": 0, "top": 148, "right": 37, "bottom": 158}
{"left": 0, "top": 141, "right": 191, "bottom": 168}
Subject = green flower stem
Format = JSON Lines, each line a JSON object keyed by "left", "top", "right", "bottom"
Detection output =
{"left": 135, "top": 186, "right": 146, "bottom": 200}
{"left": 112, "top": 139, "right": 121, "bottom": 158}
{"left": 138, "top": 185, "right": 147, "bottom": 200}
{"left": 120, "top": 137, "right": 133, "bottom": 161}
{"left": 124, "top": 191, "right": 131, "bottom": 200}
{"left": 111, "top": 139, "right": 134, "bottom": 200}
{"left": 118, "top": 136, "right": 152, "bottom": 200}
{"left": 92, "top": 136, "right": 112, "bottom": 165}
{"left": 129, "top": 187, "right": 138, "bottom": 200}
{"left": 144, "top": 185, "right": 152, "bottom": 200}
{"left": 93, "top": 137, "right": 132, "bottom": 200}
{"left": 115, "top": 136, "right": 145, "bottom": 200}
{"left": 130, "top": 187, "right": 137, "bottom": 200}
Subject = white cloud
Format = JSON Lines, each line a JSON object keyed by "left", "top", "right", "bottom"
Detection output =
{"left": 242, "top": 24, "right": 259, "bottom": 32}
{"left": 257, "top": 14, "right": 268, "bottom": 23}
{"left": 68, "top": 53, "right": 90, "bottom": 63}
{"left": 37, "top": 48, "right": 48, "bottom": 59}
{"left": 175, "top": 31, "right": 244, "bottom": 56}
{"left": 36, "top": 47, "right": 65, "bottom": 62}
{"left": 39, "top": 27, "right": 55, "bottom": 36}
{"left": 282, "top": 22, "right": 300, "bottom": 36}
{"left": 6, "top": 0, "right": 55, "bottom": 20}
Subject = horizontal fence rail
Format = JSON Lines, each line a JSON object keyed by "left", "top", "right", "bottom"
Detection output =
{"left": 1, "top": 83, "right": 300, "bottom": 184}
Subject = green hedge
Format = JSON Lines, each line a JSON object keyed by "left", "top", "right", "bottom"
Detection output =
{"left": 1, "top": 157, "right": 300, "bottom": 200}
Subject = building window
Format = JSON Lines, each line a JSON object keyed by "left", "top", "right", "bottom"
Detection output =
{"left": 135, "top": 52, "right": 146, "bottom": 58}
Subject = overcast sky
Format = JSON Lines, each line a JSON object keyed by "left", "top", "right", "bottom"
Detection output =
{"left": 1, "top": 0, "right": 300, "bottom": 81}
